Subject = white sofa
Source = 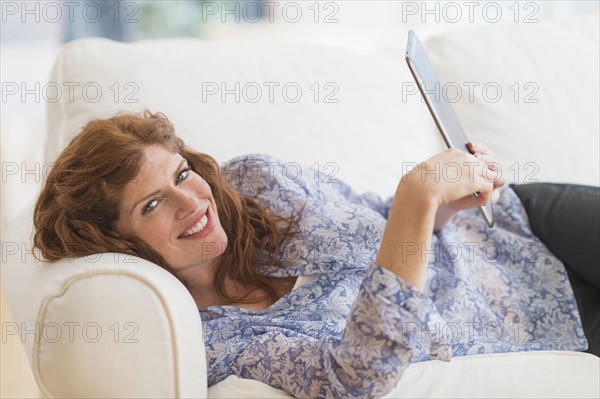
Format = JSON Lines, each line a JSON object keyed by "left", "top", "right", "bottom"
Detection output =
{"left": 2, "top": 14, "right": 599, "bottom": 398}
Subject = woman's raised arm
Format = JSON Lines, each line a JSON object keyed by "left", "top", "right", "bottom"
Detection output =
{"left": 376, "top": 148, "right": 497, "bottom": 291}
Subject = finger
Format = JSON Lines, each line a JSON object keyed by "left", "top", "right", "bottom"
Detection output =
{"left": 472, "top": 175, "right": 494, "bottom": 206}
{"left": 480, "top": 163, "right": 502, "bottom": 185}
{"left": 475, "top": 190, "right": 491, "bottom": 206}
{"left": 467, "top": 142, "right": 476, "bottom": 154}
{"left": 482, "top": 162, "right": 506, "bottom": 189}
{"left": 468, "top": 141, "right": 494, "bottom": 157}
{"left": 461, "top": 152, "right": 493, "bottom": 186}
{"left": 493, "top": 174, "right": 507, "bottom": 189}
{"left": 491, "top": 189, "right": 501, "bottom": 204}
{"left": 473, "top": 153, "right": 496, "bottom": 168}
{"left": 492, "top": 188, "right": 503, "bottom": 204}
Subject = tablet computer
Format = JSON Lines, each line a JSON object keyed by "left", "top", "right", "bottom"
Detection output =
{"left": 405, "top": 30, "right": 494, "bottom": 228}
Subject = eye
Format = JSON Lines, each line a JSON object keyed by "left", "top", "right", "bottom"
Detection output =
{"left": 176, "top": 167, "right": 191, "bottom": 183}
{"left": 142, "top": 199, "right": 160, "bottom": 215}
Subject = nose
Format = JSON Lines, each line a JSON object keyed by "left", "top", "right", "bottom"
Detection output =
{"left": 174, "top": 189, "right": 197, "bottom": 220}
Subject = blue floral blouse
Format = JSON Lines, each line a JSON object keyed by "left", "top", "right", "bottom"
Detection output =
{"left": 198, "top": 154, "right": 587, "bottom": 398}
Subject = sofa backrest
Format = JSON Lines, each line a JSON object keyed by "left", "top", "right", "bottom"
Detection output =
{"left": 45, "top": 37, "right": 445, "bottom": 198}
{"left": 425, "top": 14, "right": 599, "bottom": 187}
{"left": 45, "top": 15, "right": 600, "bottom": 200}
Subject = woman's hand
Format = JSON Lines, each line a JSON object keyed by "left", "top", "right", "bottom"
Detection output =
{"left": 429, "top": 142, "right": 506, "bottom": 231}
{"left": 407, "top": 144, "right": 501, "bottom": 206}
{"left": 376, "top": 142, "right": 505, "bottom": 291}
{"left": 449, "top": 142, "right": 505, "bottom": 209}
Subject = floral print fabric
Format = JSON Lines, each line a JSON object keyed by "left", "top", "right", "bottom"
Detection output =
{"left": 198, "top": 154, "right": 586, "bottom": 398}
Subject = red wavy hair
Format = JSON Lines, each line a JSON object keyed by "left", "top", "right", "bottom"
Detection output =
{"left": 34, "top": 110, "right": 300, "bottom": 304}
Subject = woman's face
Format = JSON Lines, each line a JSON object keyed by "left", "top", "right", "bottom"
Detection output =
{"left": 115, "top": 145, "right": 228, "bottom": 271}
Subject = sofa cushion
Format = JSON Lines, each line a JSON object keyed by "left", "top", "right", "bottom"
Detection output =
{"left": 424, "top": 14, "right": 599, "bottom": 186}
{"left": 208, "top": 351, "right": 600, "bottom": 398}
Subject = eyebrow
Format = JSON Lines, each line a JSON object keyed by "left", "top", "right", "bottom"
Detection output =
{"left": 129, "top": 159, "right": 187, "bottom": 215}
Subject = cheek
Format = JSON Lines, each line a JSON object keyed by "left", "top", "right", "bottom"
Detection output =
{"left": 118, "top": 211, "right": 173, "bottom": 247}
{"left": 142, "top": 215, "right": 175, "bottom": 244}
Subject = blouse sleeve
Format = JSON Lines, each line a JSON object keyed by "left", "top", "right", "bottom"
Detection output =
{"left": 232, "top": 263, "right": 451, "bottom": 398}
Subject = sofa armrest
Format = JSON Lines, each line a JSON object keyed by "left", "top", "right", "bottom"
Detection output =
{"left": 1, "top": 209, "right": 207, "bottom": 398}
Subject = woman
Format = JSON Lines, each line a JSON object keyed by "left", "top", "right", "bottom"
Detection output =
{"left": 34, "top": 110, "right": 598, "bottom": 398}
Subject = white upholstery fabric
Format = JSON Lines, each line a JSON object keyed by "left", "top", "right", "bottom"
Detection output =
{"left": 35, "top": 273, "right": 177, "bottom": 398}
{"left": 45, "top": 37, "right": 444, "bottom": 198}
{"left": 2, "top": 13, "right": 599, "bottom": 398}
{"left": 425, "top": 14, "right": 600, "bottom": 186}
{"left": 209, "top": 351, "right": 600, "bottom": 398}
{"left": 2, "top": 214, "right": 206, "bottom": 398}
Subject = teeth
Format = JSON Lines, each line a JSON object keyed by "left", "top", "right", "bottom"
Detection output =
{"left": 180, "top": 214, "right": 208, "bottom": 238}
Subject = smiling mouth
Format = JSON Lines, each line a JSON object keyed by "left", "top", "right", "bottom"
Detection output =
{"left": 178, "top": 210, "right": 209, "bottom": 239}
